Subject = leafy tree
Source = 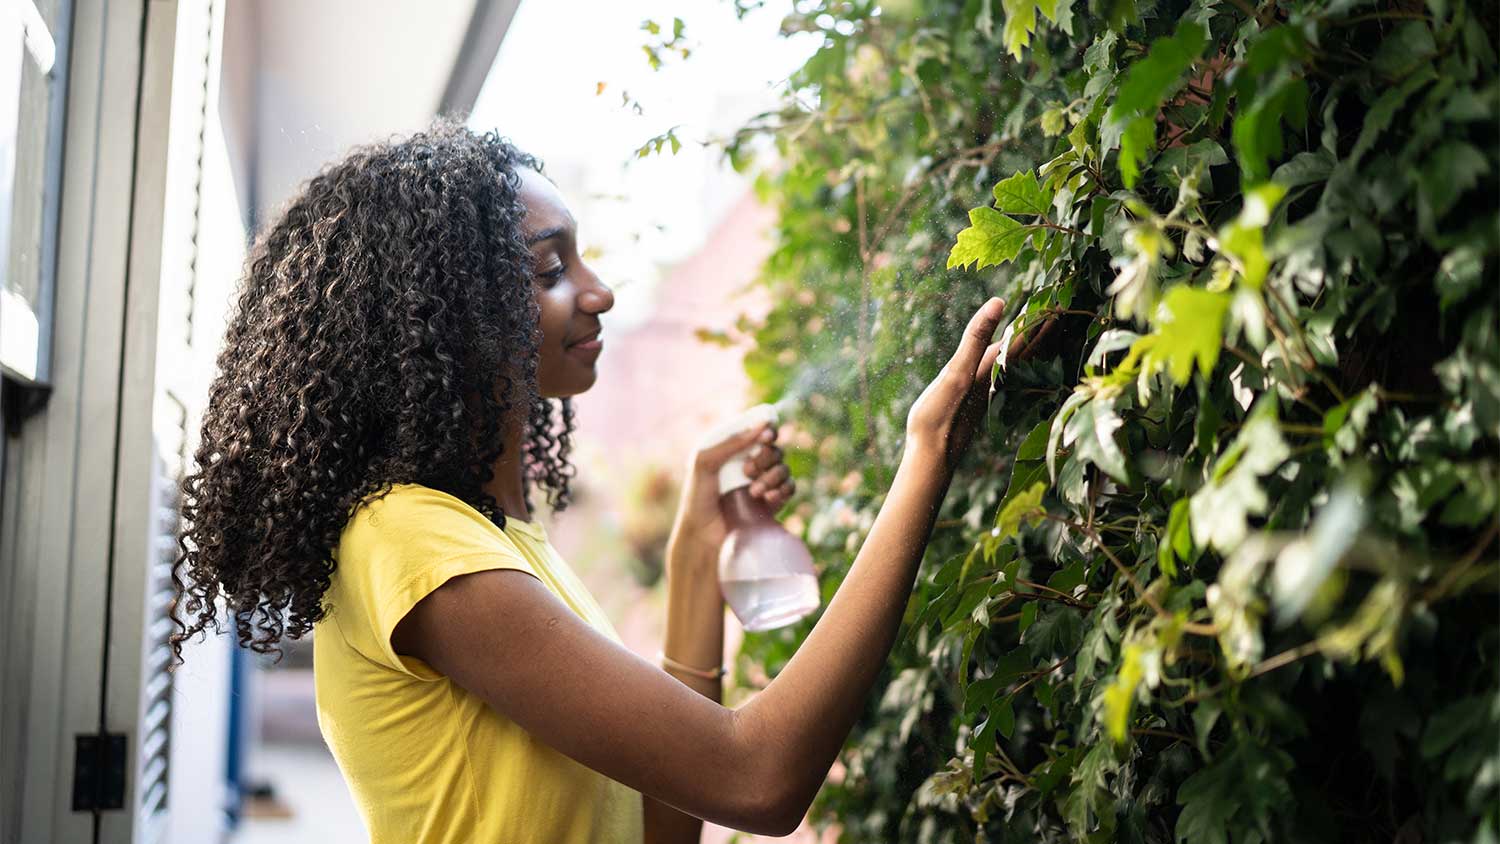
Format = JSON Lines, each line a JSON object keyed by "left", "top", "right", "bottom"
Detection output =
{"left": 714, "top": 0, "right": 1499, "bottom": 841}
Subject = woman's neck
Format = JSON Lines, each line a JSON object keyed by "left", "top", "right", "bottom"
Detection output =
{"left": 483, "top": 416, "right": 531, "bottom": 522}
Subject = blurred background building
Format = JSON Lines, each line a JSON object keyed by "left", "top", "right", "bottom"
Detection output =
{"left": 0, "top": 1, "right": 826, "bottom": 843}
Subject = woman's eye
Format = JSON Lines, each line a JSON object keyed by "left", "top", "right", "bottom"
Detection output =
{"left": 538, "top": 264, "right": 566, "bottom": 283}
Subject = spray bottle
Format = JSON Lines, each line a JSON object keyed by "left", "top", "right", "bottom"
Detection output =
{"left": 697, "top": 401, "right": 820, "bottom": 631}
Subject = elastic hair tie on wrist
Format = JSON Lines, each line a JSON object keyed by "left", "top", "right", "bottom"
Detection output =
{"left": 658, "top": 650, "right": 726, "bottom": 680}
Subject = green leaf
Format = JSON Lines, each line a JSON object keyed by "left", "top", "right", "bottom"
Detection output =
{"left": 1118, "top": 115, "right": 1156, "bottom": 189}
{"left": 1019, "top": 601, "right": 1039, "bottom": 633}
{"left": 1159, "top": 498, "right": 1192, "bottom": 577}
{"left": 1047, "top": 558, "right": 1088, "bottom": 593}
{"left": 1418, "top": 141, "right": 1491, "bottom": 227}
{"left": 1104, "top": 20, "right": 1208, "bottom": 177}
{"left": 1154, "top": 139, "right": 1229, "bottom": 187}
{"left": 1436, "top": 244, "right": 1486, "bottom": 310}
{"left": 1102, "top": 642, "right": 1146, "bottom": 743}
{"left": 994, "top": 696, "right": 1016, "bottom": 739}
{"left": 1017, "top": 418, "right": 1053, "bottom": 461}
{"left": 992, "top": 170, "right": 1053, "bottom": 216}
{"left": 1217, "top": 182, "right": 1287, "bottom": 289}
{"left": 997, "top": 480, "right": 1048, "bottom": 538}
{"left": 1421, "top": 695, "right": 1491, "bottom": 758}
{"left": 971, "top": 711, "right": 998, "bottom": 779}
{"left": 1063, "top": 396, "right": 1130, "bottom": 482}
{"left": 947, "top": 206, "right": 1030, "bottom": 270}
{"left": 1041, "top": 107, "right": 1067, "bottom": 136}
{"left": 1233, "top": 77, "right": 1309, "bottom": 183}
{"left": 1024, "top": 605, "right": 1084, "bottom": 658}
{"left": 1047, "top": 389, "right": 1092, "bottom": 481}
{"left": 998, "top": 0, "right": 1072, "bottom": 59}
{"left": 1271, "top": 150, "right": 1334, "bottom": 188}
{"left": 1122, "top": 286, "right": 1232, "bottom": 385}
{"left": 1191, "top": 397, "right": 1291, "bottom": 552}
{"left": 1109, "top": 21, "right": 1208, "bottom": 121}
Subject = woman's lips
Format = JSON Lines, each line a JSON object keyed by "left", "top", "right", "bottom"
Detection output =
{"left": 568, "top": 337, "right": 603, "bottom": 358}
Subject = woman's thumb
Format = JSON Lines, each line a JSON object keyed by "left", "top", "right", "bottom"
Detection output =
{"left": 696, "top": 422, "right": 766, "bottom": 470}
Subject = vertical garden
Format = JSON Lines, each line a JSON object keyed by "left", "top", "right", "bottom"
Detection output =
{"left": 721, "top": 0, "right": 1499, "bottom": 840}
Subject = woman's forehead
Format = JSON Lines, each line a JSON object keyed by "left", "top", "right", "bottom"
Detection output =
{"left": 518, "top": 169, "right": 576, "bottom": 237}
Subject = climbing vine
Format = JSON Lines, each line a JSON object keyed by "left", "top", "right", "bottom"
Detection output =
{"left": 714, "top": 0, "right": 1499, "bottom": 840}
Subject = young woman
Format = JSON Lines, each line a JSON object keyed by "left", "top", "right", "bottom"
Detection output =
{"left": 173, "top": 119, "right": 1011, "bottom": 844}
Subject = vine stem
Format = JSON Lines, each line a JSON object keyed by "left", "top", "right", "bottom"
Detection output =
{"left": 1015, "top": 577, "right": 1093, "bottom": 609}
{"left": 1248, "top": 640, "right": 1322, "bottom": 679}
{"left": 1044, "top": 514, "right": 1218, "bottom": 636}
{"left": 1422, "top": 519, "right": 1500, "bottom": 603}
{"left": 1037, "top": 220, "right": 1088, "bottom": 238}
{"left": 1130, "top": 727, "right": 1192, "bottom": 744}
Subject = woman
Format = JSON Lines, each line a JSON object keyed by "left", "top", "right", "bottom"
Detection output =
{"left": 173, "top": 118, "right": 1010, "bottom": 843}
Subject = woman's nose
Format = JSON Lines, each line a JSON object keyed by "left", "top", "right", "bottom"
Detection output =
{"left": 582, "top": 273, "right": 614, "bottom": 313}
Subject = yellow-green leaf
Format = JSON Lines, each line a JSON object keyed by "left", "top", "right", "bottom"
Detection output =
{"left": 996, "top": 480, "right": 1048, "bottom": 538}
{"left": 947, "top": 206, "right": 1030, "bottom": 270}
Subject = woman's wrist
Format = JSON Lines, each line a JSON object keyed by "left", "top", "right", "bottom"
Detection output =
{"left": 899, "top": 437, "right": 957, "bottom": 486}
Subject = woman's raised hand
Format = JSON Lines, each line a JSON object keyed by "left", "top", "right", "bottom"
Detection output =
{"left": 674, "top": 420, "right": 793, "bottom": 554}
{"left": 904, "top": 297, "right": 1008, "bottom": 475}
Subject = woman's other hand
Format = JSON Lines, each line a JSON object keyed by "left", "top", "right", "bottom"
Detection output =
{"left": 673, "top": 420, "right": 795, "bottom": 555}
{"left": 904, "top": 297, "right": 1008, "bottom": 475}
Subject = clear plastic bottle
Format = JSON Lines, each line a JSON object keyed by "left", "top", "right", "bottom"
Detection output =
{"left": 699, "top": 402, "right": 821, "bottom": 631}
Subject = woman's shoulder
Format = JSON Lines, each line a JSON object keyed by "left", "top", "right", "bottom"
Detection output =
{"left": 336, "top": 482, "right": 519, "bottom": 567}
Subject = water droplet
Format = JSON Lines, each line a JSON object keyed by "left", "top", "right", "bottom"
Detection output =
{"left": 990, "top": 526, "right": 1000, "bottom": 537}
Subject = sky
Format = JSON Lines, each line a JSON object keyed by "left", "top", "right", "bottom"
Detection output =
{"left": 468, "top": 0, "right": 820, "bottom": 331}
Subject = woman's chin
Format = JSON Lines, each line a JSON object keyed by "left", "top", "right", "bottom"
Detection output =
{"left": 542, "top": 368, "right": 598, "bottom": 398}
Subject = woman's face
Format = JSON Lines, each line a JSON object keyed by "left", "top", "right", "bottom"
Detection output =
{"left": 517, "top": 168, "right": 614, "bottom": 398}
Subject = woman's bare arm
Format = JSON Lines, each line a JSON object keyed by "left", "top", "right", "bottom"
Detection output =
{"left": 392, "top": 298, "right": 1006, "bottom": 835}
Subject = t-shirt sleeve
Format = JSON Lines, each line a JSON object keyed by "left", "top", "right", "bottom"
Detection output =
{"left": 334, "top": 486, "right": 540, "bottom": 680}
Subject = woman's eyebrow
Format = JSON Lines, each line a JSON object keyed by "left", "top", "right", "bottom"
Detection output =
{"left": 526, "top": 225, "right": 568, "bottom": 247}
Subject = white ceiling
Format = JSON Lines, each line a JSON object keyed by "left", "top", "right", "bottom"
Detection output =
{"left": 235, "top": 0, "right": 519, "bottom": 220}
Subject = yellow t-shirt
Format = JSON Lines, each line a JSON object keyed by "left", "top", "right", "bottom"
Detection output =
{"left": 314, "top": 482, "right": 645, "bottom": 844}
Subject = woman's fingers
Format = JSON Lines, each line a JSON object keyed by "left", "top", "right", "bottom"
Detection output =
{"left": 977, "top": 338, "right": 1005, "bottom": 382}
{"left": 742, "top": 443, "right": 783, "bottom": 475}
{"left": 946, "top": 297, "right": 1006, "bottom": 388}
{"left": 750, "top": 463, "right": 790, "bottom": 491}
{"left": 752, "top": 475, "right": 795, "bottom": 504}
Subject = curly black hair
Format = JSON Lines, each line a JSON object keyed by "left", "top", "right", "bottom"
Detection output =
{"left": 171, "top": 117, "right": 579, "bottom": 660}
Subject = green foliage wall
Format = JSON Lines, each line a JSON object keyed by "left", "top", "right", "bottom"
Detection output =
{"left": 723, "top": 0, "right": 1500, "bottom": 840}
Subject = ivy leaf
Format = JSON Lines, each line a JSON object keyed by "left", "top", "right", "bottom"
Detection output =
{"left": 947, "top": 207, "right": 1029, "bottom": 270}
{"left": 992, "top": 170, "right": 1054, "bottom": 217}
{"left": 1154, "top": 139, "right": 1229, "bottom": 187}
{"left": 1041, "top": 107, "right": 1067, "bottom": 136}
{"left": 1047, "top": 389, "right": 1092, "bottom": 481}
{"left": 1123, "top": 286, "right": 1232, "bottom": 385}
{"left": 1233, "top": 76, "right": 1309, "bottom": 183}
{"left": 1017, "top": 418, "right": 1053, "bottom": 461}
{"left": 1271, "top": 485, "right": 1365, "bottom": 622}
{"left": 997, "top": 480, "right": 1048, "bottom": 538}
{"left": 1191, "top": 398, "right": 1291, "bottom": 552}
{"left": 1322, "top": 388, "right": 1378, "bottom": 455}
{"left": 1109, "top": 21, "right": 1208, "bottom": 120}
{"left": 1158, "top": 498, "right": 1193, "bottom": 577}
{"left": 1063, "top": 395, "right": 1129, "bottom": 482}
{"left": 1217, "top": 182, "right": 1287, "bottom": 289}
{"left": 1025, "top": 607, "right": 1084, "bottom": 661}
{"left": 1174, "top": 754, "right": 1239, "bottom": 844}
{"left": 1102, "top": 642, "right": 1147, "bottom": 743}
{"left": 971, "top": 711, "right": 999, "bottom": 779}
{"left": 1176, "top": 740, "right": 1295, "bottom": 844}
{"left": 1417, "top": 141, "right": 1491, "bottom": 228}
{"left": 1019, "top": 601, "right": 1039, "bottom": 633}
{"left": 998, "top": 0, "right": 1069, "bottom": 60}
{"left": 1436, "top": 244, "right": 1486, "bottom": 310}
{"left": 1117, "top": 115, "right": 1156, "bottom": 189}
{"left": 1104, "top": 20, "right": 1208, "bottom": 179}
